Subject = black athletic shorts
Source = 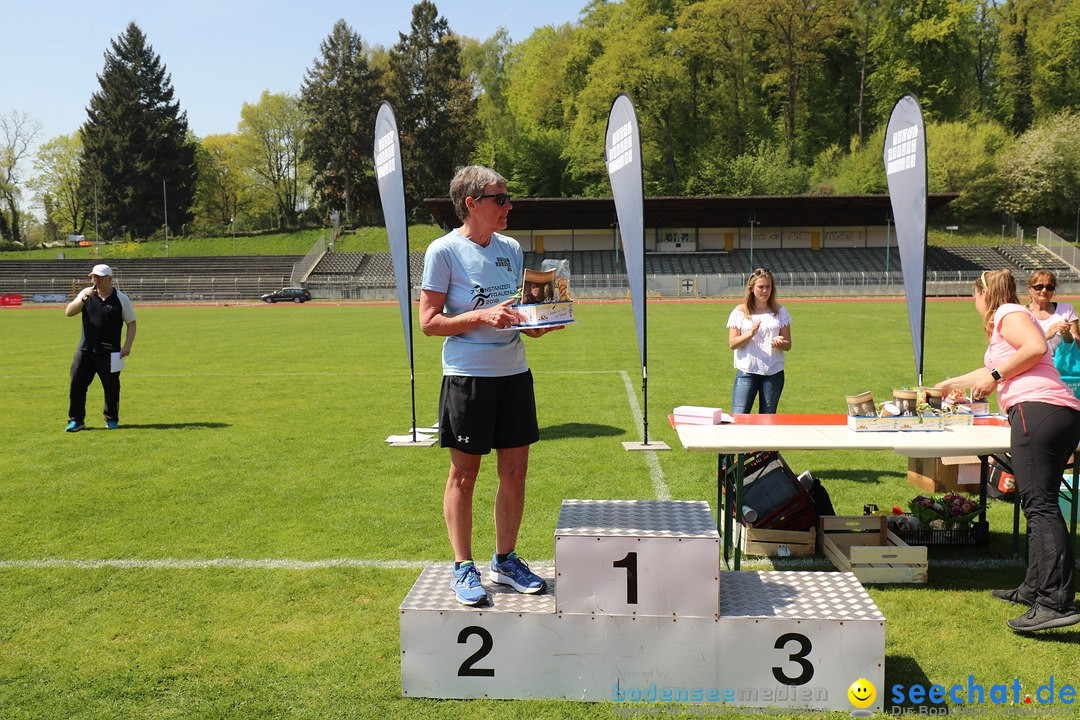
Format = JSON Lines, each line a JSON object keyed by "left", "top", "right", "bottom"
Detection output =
{"left": 438, "top": 370, "right": 539, "bottom": 454}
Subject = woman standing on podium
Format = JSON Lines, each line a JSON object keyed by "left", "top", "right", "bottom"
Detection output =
{"left": 937, "top": 269, "right": 1080, "bottom": 633}
{"left": 727, "top": 268, "right": 792, "bottom": 413}
{"left": 419, "top": 166, "right": 560, "bottom": 608}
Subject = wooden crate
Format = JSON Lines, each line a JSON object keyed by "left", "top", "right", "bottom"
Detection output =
{"left": 819, "top": 516, "right": 927, "bottom": 584}
{"left": 738, "top": 526, "right": 816, "bottom": 557}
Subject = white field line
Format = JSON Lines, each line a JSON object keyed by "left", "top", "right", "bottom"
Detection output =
{"left": 3, "top": 368, "right": 677, "bottom": 571}
{"left": 0, "top": 558, "right": 429, "bottom": 570}
{"left": 0, "top": 556, "right": 1030, "bottom": 571}
{"left": 0, "top": 369, "right": 630, "bottom": 379}
{"left": 619, "top": 370, "right": 671, "bottom": 500}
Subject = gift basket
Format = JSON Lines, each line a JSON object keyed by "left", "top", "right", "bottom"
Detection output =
{"left": 895, "top": 493, "right": 987, "bottom": 546}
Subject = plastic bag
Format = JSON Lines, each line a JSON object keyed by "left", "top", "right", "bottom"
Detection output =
{"left": 1053, "top": 340, "right": 1080, "bottom": 377}
{"left": 540, "top": 259, "right": 572, "bottom": 301}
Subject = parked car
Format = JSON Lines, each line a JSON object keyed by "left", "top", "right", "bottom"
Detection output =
{"left": 261, "top": 287, "right": 312, "bottom": 304}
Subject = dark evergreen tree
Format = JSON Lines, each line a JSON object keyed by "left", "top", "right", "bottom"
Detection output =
{"left": 996, "top": 0, "right": 1035, "bottom": 133}
{"left": 300, "top": 19, "right": 384, "bottom": 226}
{"left": 80, "top": 22, "right": 197, "bottom": 239}
{"left": 388, "top": 1, "right": 478, "bottom": 219}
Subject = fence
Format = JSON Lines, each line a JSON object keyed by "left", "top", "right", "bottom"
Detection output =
{"left": 306, "top": 269, "right": 1074, "bottom": 302}
{"left": 1037, "top": 226, "right": 1080, "bottom": 270}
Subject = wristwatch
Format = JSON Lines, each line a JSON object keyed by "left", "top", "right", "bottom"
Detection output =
{"left": 990, "top": 368, "right": 1003, "bottom": 382}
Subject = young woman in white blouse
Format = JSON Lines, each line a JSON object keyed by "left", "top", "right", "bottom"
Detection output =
{"left": 727, "top": 268, "right": 792, "bottom": 413}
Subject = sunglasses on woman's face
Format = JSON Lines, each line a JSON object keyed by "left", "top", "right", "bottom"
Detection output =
{"left": 1032, "top": 283, "right": 1056, "bottom": 292}
{"left": 475, "top": 192, "right": 510, "bottom": 206}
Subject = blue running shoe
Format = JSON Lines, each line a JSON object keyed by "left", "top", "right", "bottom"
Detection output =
{"left": 65, "top": 420, "right": 85, "bottom": 433}
{"left": 106, "top": 420, "right": 119, "bottom": 430}
{"left": 450, "top": 562, "right": 487, "bottom": 606}
{"left": 489, "top": 552, "right": 546, "bottom": 594}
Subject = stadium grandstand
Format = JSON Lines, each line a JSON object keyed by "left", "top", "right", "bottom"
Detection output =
{"left": 2, "top": 196, "right": 1077, "bottom": 302}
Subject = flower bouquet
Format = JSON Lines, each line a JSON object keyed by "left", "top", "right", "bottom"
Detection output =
{"left": 909, "top": 493, "right": 983, "bottom": 530}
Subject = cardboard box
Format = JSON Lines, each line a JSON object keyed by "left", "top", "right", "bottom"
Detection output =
{"left": 673, "top": 406, "right": 724, "bottom": 424}
{"left": 941, "top": 412, "right": 975, "bottom": 427}
{"left": 847, "top": 416, "right": 898, "bottom": 432}
{"left": 819, "top": 516, "right": 927, "bottom": 584}
{"left": 738, "top": 526, "right": 816, "bottom": 557}
{"left": 512, "top": 301, "right": 574, "bottom": 327}
{"left": 907, "top": 456, "right": 981, "bottom": 493}
{"left": 897, "top": 415, "right": 945, "bottom": 431}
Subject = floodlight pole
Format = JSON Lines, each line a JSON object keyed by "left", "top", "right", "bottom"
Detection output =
{"left": 748, "top": 215, "right": 757, "bottom": 270}
{"left": 163, "top": 178, "right": 169, "bottom": 258}
{"left": 885, "top": 217, "right": 892, "bottom": 275}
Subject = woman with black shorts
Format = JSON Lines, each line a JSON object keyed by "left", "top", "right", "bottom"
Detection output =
{"left": 419, "top": 165, "right": 563, "bottom": 606}
{"left": 938, "top": 270, "right": 1080, "bottom": 632}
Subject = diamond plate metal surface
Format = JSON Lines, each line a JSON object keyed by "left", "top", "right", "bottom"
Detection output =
{"left": 556, "top": 499, "right": 718, "bottom": 538}
{"left": 720, "top": 570, "right": 884, "bottom": 621}
{"left": 400, "top": 563, "right": 556, "bottom": 613}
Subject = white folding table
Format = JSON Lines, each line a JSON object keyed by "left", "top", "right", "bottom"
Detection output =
{"left": 674, "top": 415, "right": 1047, "bottom": 569}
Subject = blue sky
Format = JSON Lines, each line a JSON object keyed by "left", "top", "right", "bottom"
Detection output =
{"left": 4, "top": 0, "right": 587, "bottom": 148}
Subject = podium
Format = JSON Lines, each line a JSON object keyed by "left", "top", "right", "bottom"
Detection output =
{"left": 400, "top": 499, "right": 884, "bottom": 712}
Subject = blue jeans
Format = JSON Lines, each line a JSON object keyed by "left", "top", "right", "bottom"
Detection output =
{"left": 731, "top": 370, "right": 785, "bottom": 414}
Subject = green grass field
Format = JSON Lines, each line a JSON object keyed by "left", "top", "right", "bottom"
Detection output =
{"left": 2, "top": 298, "right": 1077, "bottom": 719}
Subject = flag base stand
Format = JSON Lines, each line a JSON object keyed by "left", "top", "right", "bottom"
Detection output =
{"left": 386, "top": 429, "right": 438, "bottom": 448}
{"left": 622, "top": 441, "right": 670, "bottom": 452}
{"left": 390, "top": 438, "right": 437, "bottom": 447}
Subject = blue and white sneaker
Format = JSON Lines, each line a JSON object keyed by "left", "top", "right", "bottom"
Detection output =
{"left": 450, "top": 562, "right": 487, "bottom": 606}
{"left": 489, "top": 552, "right": 546, "bottom": 594}
{"left": 106, "top": 420, "right": 119, "bottom": 430}
{"left": 65, "top": 420, "right": 85, "bottom": 433}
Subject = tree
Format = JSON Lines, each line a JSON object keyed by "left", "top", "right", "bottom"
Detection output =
{"left": 300, "top": 19, "right": 384, "bottom": 226}
{"left": 387, "top": 1, "right": 477, "bottom": 216}
{"left": 973, "top": 0, "right": 1001, "bottom": 115}
{"left": 926, "top": 119, "right": 1009, "bottom": 219}
{"left": 674, "top": 0, "right": 767, "bottom": 159}
{"left": 80, "top": 22, "right": 197, "bottom": 239}
{"left": 687, "top": 141, "right": 810, "bottom": 195}
{"left": 0, "top": 111, "right": 41, "bottom": 245}
{"left": 30, "top": 133, "right": 85, "bottom": 237}
{"left": 239, "top": 90, "right": 307, "bottom": 228}
{"left": 998, "top": 110, "right": 1080, "bottom": 224}
{"left": 192, "top": 134, "right": 259, "bottom": 232}
{"left": 461, "top": 28, "right": 515, "bottom": 172}
{"left": 572, "top": 4, "right": 692, "bottom": 194}
{"left": 1030, "top": 0, "right": 1080, "bottom": 118}
{"left": 996, "top": 0, "right": 1035, "bottom": 132}
{"left": 750, "top": 0, "right": 848, "bottom": 155}
{"left": 503, "top": 23, "right": 582, "bottom": 196}
{"left": 867, "top": 0, "right": 980, "bottom": 123}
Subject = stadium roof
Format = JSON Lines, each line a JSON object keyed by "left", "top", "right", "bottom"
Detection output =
{"left": 422, "top": 194, "right": 959, "bottom": 231}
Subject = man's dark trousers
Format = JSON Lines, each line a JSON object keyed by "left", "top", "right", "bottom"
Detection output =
{"left": 68, "top": 350, "right": 121, "bottom": 422}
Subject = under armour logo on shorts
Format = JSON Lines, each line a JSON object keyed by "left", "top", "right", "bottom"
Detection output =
{"left": 457, "top": 435, "right": 470, "bottom": 444}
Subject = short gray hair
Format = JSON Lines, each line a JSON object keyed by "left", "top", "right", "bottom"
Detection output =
{"left": 450, "top": 165, "right": 507, "bottom": 221}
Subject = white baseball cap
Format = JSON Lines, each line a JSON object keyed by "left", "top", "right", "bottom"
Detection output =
{"left": 89, "top": 264, "right": 113, "bottom": 277}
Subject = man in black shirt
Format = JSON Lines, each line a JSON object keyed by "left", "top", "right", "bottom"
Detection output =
{"left": 65, "top": 264, "right": 137, "bottom": 431}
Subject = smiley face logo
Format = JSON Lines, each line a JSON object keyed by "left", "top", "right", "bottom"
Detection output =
{"left": 848, "top": 678, "right": 876, "bottom": 709}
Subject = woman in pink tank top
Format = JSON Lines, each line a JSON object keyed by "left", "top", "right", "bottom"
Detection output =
{"left": 937, "top": 269, "right": 1080, "bottom": 633}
